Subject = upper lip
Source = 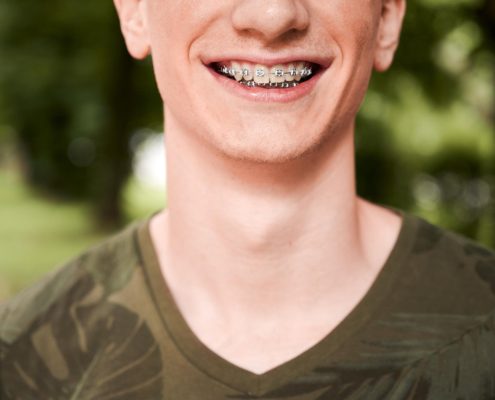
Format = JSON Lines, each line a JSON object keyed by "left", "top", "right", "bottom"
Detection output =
{"left": 201, "top": 52, "right": 333, "bottom": 68}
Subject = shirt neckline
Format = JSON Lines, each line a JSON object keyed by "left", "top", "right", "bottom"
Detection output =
{"left": 136, "top": 211, "right": 419, "bottom": 396}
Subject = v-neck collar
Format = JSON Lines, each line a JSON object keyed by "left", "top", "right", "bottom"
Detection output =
{"left": 136, "top": 211, "right": 418, "bottom": 396}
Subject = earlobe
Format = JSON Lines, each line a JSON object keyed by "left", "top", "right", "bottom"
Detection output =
{"left": 113, "top": 0, "right": 151, "bottom": 60}
{"left": 373, "top": 0, "right": 406, "bottom": 72}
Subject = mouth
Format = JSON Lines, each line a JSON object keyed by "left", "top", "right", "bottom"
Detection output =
{"left": 209, "top": 60, "right": 322, "bottom": 89}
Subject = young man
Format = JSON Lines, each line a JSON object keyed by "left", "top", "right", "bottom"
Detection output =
{"left": 1, "top": 0, "right": 495, "bottom": 398}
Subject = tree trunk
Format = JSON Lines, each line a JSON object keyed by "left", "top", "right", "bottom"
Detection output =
{"left": 93, "top": 21, "right": 136, "bottom": 230}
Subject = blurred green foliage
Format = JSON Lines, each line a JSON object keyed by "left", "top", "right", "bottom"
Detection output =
{"left": 357, "top": 0, "right": 495, "bottom": 246}
{"left": 0, "top": 0, "right": 494, "bottom": 247}
{"left": 0, "top": 0, "right": 161, "bottom": 227}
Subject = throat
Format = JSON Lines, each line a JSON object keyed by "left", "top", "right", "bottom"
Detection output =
{"left": 197, "top": 321, "right": 341, "bottom": 375}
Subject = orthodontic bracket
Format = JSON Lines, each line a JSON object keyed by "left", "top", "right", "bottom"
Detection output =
{"left": 218, "top": 65, "right": 313, "bottom": 79}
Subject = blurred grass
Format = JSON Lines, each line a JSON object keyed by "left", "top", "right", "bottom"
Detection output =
{"left": 0, "top": 169, "right": 166, "bottom": 301}
{"left": 0, "top": 169, "right": 102, "bottom": 300}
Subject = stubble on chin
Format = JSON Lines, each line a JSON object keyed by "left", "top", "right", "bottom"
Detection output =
{"left": 203, "top": 122, "right": 335, "bottom": 165}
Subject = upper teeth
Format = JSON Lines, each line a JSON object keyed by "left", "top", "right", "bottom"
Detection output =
{"left": 219, "top": 62, "right": 313, "bottom": 85}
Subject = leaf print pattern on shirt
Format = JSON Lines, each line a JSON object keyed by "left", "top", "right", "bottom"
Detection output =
{"left": 228, "top": 313, "right": 495, "bottom": 400}
{"left": 1, "top": 274, "right": 163, "bottom": 400}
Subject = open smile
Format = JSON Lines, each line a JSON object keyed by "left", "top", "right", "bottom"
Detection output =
{"left": 204, "top": 57, "right": 330, "bottom": 102}
{"left": 212, "top": 61, "right": 319, "bottom": 89}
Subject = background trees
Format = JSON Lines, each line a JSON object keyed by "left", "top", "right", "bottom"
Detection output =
{"left": 0, "top": 0, "right": 161, "bottom": 228}
{"left": 358, "top": 0, "right": 494, "bottom": 244}
{"left": 0, "top": 0, "right": 493, "bottom": 244}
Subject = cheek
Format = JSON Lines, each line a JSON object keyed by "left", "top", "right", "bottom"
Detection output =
{"left": 305, "top": 1, "right": 381, "bottom": 133}
{"left": 325, "top": 1, "right": 380, "bottom": 91}
{"left": 145, "top": 0, "right": 223, "bottom": 103}
{"left": 145, "top": 21, "right": 189, "bottom": 106}
{"left": 315, "top": 0, "right": 380, "bottom": 59}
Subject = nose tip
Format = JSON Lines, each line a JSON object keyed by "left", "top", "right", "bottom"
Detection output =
{"left": 231, "top": 0, "right": 309, "bottom": 42}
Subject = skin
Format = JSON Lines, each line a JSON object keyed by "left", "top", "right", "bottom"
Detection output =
{"left": 114, "top": 0, "right": 406, "bottom": 374}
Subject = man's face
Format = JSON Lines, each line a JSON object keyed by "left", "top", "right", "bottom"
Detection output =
{"left": 119, "top": 0, "right": 404, "bottom": 163}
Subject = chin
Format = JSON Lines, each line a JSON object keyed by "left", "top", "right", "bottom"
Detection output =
{"left": 204, "top": 123, "right": 329, "bottom": 164}
{"left": 217, "top": 144, "right": 306, "bottom": 164}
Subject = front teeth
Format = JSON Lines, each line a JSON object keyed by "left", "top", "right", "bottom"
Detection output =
{"left": 218, "top": 62, "right": 313, "bottom": 87}
{"left": 254, "top": 65, "right": 270, "bottom": 85}
{"left": 270, "top": 65, "right": 285, "bottom": 84}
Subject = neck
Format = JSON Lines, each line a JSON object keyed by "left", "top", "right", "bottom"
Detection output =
{"left": 150, "top": 115, "right": 400, "bottom": 326}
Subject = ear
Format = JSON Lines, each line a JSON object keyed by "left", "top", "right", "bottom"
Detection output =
{"left": 113, "top": 0, "right": 150, "bottom": 59}
{"left": 373, "top": 0, "right": 406, "bottom": 72}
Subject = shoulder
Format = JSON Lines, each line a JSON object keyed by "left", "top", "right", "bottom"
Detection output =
{"left": 398, "top": 216, "right": 495, "bottom": 384}
{"left": 411, "top": 215, "right": 495, "bottom": 262}
{"left": 405, "top": 215, "right": 495, "bottom": 300}
{"left": 0, "top": 220, "right": 166, "bottom": 400}
{"left": 0, "top": 220, "right": 144, "bottom": 346}
{"left": 340, "top": 215, "right": 495, "bottom": 397}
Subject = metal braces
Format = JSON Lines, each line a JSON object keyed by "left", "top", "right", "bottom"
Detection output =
{"left": 239, "top": 81, "right": 299, "bottom": 88}
{"left": 218, "top": 65, "right": 313, "bottom": 79}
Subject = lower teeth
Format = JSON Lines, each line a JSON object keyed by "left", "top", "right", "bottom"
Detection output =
{"left": 239, "top": 81, "right": 299, "bottom": 88}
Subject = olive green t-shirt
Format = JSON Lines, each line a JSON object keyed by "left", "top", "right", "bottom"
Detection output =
{"left": 1, "top": 213, "right": 495, "bottom": 399}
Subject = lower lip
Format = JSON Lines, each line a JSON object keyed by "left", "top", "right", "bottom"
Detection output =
{"left": 206, "top": 66, "right": 325, "bottom": 103}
